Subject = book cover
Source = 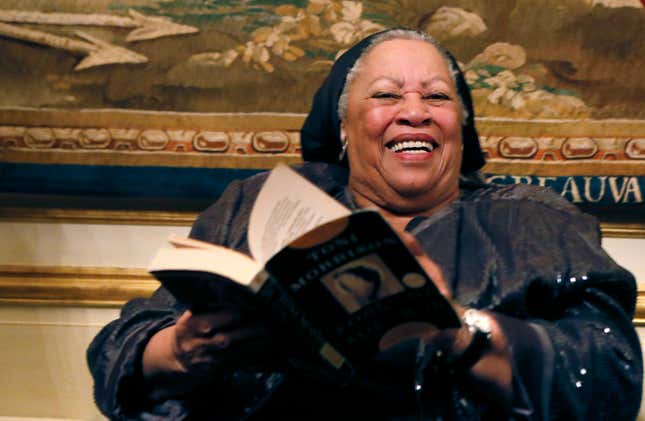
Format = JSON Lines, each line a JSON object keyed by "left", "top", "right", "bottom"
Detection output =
{"left": 261, "top": 210, "right": 460, "bottom": 372}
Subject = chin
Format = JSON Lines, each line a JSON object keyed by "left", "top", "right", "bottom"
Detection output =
{"left": 387, "top": 181, "right": 458, "bottom": 214}
{"left": 386, "top": 187, "right": 436, "bottom": 211}
{"left": 388, "top": 178, "right": 437, "bottom": 198}
{"left": 386, "top": 198, "right": 437, "bottom": 215}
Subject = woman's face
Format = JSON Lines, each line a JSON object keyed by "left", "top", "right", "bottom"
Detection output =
{"left": 342, "top": 39, "right": 463, "bottom": 214}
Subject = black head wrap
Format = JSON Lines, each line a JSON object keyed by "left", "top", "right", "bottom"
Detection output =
{"left": 300, "top": 29, "right": 485, "bottom": 174}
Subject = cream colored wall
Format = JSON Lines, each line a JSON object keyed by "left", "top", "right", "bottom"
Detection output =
{"left": 0, "top": 305, "right": 118, "bottom": 420}
{"left": 0, "top": 222, "right": 190, "bottom": 267}
{"left": 603, "top": 237, "right": 645, "bottom": 282}
{"left": 0, "top": 222, "right": 188, "bottom": 420}
{"left": 0, "top": 221, "right": 642, "bottom": 419}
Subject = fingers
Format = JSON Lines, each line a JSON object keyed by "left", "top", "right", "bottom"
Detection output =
{"left": 176, "top": 323, "right": 268, "bottom": 359}
{"left": 176, "top": 307, "right": 270, "bottom": 350}
{"left": 203, "top": 324, "right": 270, "bottom": 350}
{"left": 173, "top": 308, "right": 275, "bottom": 374}
{"left": 398, "top": 232, "right": 452, "bottom": 299}
{"left": 182, "top": 324, "right": 276, "bottom": 375}
{"left": 143, "top": 306, "right": 276, "bottom": 392}
{"left": 177, "top": 307, "right": 243, "bottom": 338}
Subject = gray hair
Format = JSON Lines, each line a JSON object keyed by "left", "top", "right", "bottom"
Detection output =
{"left": 337, "top": 29, "right": 469, "bottom": 125}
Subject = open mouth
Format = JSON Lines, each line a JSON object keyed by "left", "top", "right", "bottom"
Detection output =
{"left": 386, "top": 139, "right": 438, "bottom": 154}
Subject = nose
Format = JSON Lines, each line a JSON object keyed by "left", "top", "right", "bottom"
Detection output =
{"left": 396, "top": 94, "right": 431, "bottom": 127}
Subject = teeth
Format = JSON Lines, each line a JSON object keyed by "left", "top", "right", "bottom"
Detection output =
{"left": 389, "top": 140, "right": 435, "bottom": 153}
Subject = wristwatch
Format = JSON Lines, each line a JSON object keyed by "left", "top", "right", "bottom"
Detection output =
{"left": 450, "top": 309, "right": 493, "bottom": 370}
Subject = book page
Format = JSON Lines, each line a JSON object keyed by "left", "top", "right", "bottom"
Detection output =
{"left": 168, "top": 235, "right": 223, "bottom": 250}
{"left": 248, "top": 165, "right": 350, "bottom": 264}
{"left": 149, "top": 241, "right": 262, "bottom": 287}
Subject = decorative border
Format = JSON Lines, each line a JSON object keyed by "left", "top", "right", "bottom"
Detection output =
{"left": 0, "top": 108, "right": 304, "bottom": 169}
{"left": 1, "top": 265, "right": 643, "bottom": 326}
{"left": 1, "top": 109, "right": 644, "bottom": 175}
{"left": 478, "top": 118, "right": 645, "bottom": 176}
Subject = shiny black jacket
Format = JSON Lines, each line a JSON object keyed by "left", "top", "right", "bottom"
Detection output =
{"left": 88, "top": 163, "right": 642, "bottom": 420}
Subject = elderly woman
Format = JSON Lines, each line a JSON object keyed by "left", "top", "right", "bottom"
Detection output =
{"left": 87, "top": 29, "right": 642, "bottom": 420}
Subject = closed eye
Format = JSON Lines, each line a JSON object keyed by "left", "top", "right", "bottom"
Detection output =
{"left": 423, "top": 93, "right": 451, "bottom": 101}
{"left": 372, "top": 92, "right": 401, "bottom": 100}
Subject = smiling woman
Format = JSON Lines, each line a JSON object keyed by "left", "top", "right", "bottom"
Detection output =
{"left": 87, "top": 28, "right": 642, "bottom": 421}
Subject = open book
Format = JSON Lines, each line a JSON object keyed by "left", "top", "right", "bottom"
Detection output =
{"left": 149, "top": 164, "right": 460, "bottom": 376}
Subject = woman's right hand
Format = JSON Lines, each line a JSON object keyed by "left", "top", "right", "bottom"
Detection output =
{"left": 142, "top": 305, "right": 276, "bottom": 398}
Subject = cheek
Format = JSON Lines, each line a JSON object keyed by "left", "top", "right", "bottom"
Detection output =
{"left": 433, "top": 110, "right": 463, "bottom": 163}
{"left": 443, "top": 144, "right": 463, "bottom": 174}
{"left": 357, "top": 107, "right": 393, "bottom": 140}
{"left": 440, "top": 140, "right": 464, "bottom": 185}
{"left": 434, "top": 108, "right": 462, "bottom": 137}
{"left": 439, "top": 133, "right": 463, "bottom": 165}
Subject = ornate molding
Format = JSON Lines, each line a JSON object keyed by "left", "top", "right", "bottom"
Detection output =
{"left": 634, "top": 289, "right": 645, "bottom": 326}
{"left": 1, "top": 109, "right": 644, "bottom": 174}
{"left": 0, "top": 126, "right": 303, "bottom": 163}
{"left": 601, "top": 222, "right": 645, "bottom": 239}
{"left": 0, "top": 109, "right": 305, "bottom": 168}
{"left": 0, "top": 265, "right": 157, "bottom": 307}
{"left": 0, "top": 207, "right": 197, "bottom": 226}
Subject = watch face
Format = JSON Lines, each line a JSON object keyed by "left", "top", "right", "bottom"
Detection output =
{"left": 463, "top": 309, "right": 492, "bottom": 335}
{"left": 450, "top": 309, "right": 492, "bottom": 370}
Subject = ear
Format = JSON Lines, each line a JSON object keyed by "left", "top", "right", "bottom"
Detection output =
{"left": 340, "top": 121, "right": 346, "bottom": 142}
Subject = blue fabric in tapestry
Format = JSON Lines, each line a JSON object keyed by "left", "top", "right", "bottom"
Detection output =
{"left": 0, "top": 163, "right": 261, "bottom": 199}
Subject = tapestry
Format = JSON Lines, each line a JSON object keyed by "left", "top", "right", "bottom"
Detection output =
{"left": 0, "top": 0, "right": 643, "bottom": 221}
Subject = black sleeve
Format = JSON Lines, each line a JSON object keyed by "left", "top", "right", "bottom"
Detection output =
{"left": 86, "top": 179, "right": 256, "bottom": 419}
{"left": 497, "top": 198, "right": 641, "bottom": 421}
